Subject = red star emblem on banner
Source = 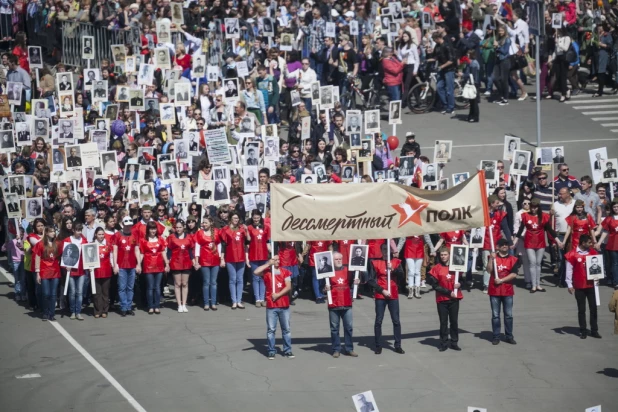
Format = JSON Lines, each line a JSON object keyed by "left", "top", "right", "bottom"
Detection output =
{"left": 391, "top": 194, "right": 429, "bottom": 228}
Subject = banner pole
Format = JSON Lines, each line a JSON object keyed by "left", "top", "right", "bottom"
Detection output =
{"left": 454, "top": 271, "right": 460, "bottom": 295}
{"left": 387, "top": 239, "right": 391, "bottom": 295}
{"left": 90, "top": 269, "right": 96, "bottom": 294}
{"left": 325, "top": 277, "right": 333, "bottom": 304}
{"left": 488, "top": 226, "right": 499, "bottom": 280}
{"left": 352, "top": 270, "right": 359, "bottom": 299}
{"left": 271, "top": 239, "right": 275, "bottom": 293}
{"left": 595, "top": 282, "right": 600, "bottom": 306}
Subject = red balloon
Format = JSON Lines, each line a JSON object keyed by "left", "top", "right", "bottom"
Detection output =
{"left": 387, "top": 136, "right": 400, "bottom": 151}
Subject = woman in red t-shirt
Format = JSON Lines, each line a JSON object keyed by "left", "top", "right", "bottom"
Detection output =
{"left": 564, "top": 199, "right": 597, "bottom": 252}
{"left": 35, "top": 227, "right": 61, "bottom": 321}
{"left": 93, "top": 228, "right": 113, "bottom": 318}
{"left": 174, "top": 43, "right": 192, "bottom": 71}
{"left": 194, "top": 217, "right": 222, "bottom": 311}
{"left": 26, "top": 218, "right": 46, "bottom": 310}
{"left": 64, "top": 223, "right": 89, "bottom": 320}
{"left": 246, "top": 210, "right": 271, "bottom": 307}
{"left": 595, "top": 200, "right": 618, "bottom": 287}
{"left": 12, "top": 32, "right": 30, "bottom": 73}
{"left": 168, "top": 220, "right": 195, "bottom": 313}
{"left": 137, "top": 222, "right": 169, "bottom": 314}
{"left": 221, "top": 212, "right": 249, "bottom": 309}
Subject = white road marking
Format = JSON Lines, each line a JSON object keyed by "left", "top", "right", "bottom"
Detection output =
{"left": 612, "top": 130, "right": 618, "bottom": 133}
{"left": 582, "top": 111, "right": 618, "bottom": 115}
{"left": 420, "top": 138, "right": 618, "bottom": 150}
{"left": 16, "top": 373, "right": 41, "bottom": 379}
{"left": 574, "top": 105, "right": 618, "bottom": 110}
{"left": 568, "top": 93, "right": 616, "bottom": 99}
{"left": 600, "top": 124, "right": 618, "bottom": 127}
{"left": 0, "top": 267, "right": 147, "bottom": 412}
{"left": 565, "top": 99, "right": 618, "bottom": 104}
{"left": 591, "top": 117, "right": 618, "bottom": 121}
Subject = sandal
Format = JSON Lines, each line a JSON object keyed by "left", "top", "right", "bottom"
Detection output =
{"left": 210, "top": 305, "right": 218, "bottom": 311}
{"left": 148, "top": 309, "right": 154, "bottom": 315}
{"left": 102, "top": 313, "right": 107, "bottom": 318}
{"left": 94, "top": 314, "right": 100, "bottom": 318}
{"left": 154, "top": 309, "right": 161, "bottom": 314}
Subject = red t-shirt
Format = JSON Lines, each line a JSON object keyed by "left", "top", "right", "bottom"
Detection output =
{"left": 428, "top": 263, "right": 463, "bottom": 303}
{"left": 264, "top": 268, "right": 291, "bottom": 309}
{"left": 327, "top": 268, "right": 352, "bottom": 308}
{"left": 565, "top": 248, "right": 598, "bottom": 289}
{"left": 308, "top": 240, "right": 332, "bottom": 266}
{"left": 336, "top": 240, "right": 355, "bottom": 267}
{"left": 104, "top": 230, "right": 116, "bottom": 245}
{"left": 112, "top": 231, "right": 139, "bottom": 269}
{"left": 404, "top": 236, "right": 425, "bottom": 259}
{"left": 484, "top": 211, "right": 506, "bottom": 250}
{"left": 440, "top": 231, "right": 465, "bottom": 249}
{"left": 94, "top": 243, "right": 113, "bottom": 279}
{"left": 566, "top": 214, "right": 596, "bottom": 250}
{"left": 13, "top": 45, "right": 29, "bottom": 72}
{"left": 221, "top": 226, "right": 248, "bottom": 263}
{"left": 367, "top": 239, "right": 385, "bottom": 259}
{"left": 33, "top": 241, "right": 61, "bottom": 280}
{"left": 195, "top": 229, "right": 222, "bottom": 267}
{"left": 131, "top": 220, "right": 166, "bottom": 239}
{"left": 372, "top": 259, "right": 401, "bottom": 300}
{"left": 168, "top": 234, "right": 195, "bottom": 271}
{"left": 174, "top": 53, "right": 192, "bottom": 70}
{"left": 63, "top": 236, "right": 88, "bottom": 277}
{"left": 521, "top": 212, "right": 551, "bottom": 249}
{"left": 601, "top": 215, "right": 618, "bottom": 251}
{"left": 247, "top": 224, "right": 270, "bottom": 261}
{"left": 27, "top": 233, "right": 42, "bottom": 271}
{"left": 139, "top": 237, "right": 167, "bottom": 273}
{"left": 488, "top": 255, "right": 520, "bottom": 297}
{"left": 278, "top": 241, "right": 299, "bottom": 267}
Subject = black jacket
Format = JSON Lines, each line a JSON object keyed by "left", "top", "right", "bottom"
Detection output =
{"left": 434, "top": 40, "right": 457, "bottom": 72}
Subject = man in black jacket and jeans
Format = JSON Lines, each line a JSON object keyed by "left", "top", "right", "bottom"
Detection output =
{"left": 429, "top": 32, "right": 457, "bottom": 114}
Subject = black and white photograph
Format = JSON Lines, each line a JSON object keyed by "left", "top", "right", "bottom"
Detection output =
{"left": 310, "top": 82, "right": 320, "bottom": 103}
{"left": 183, "top": 131, "right": 199, "bottom": 155}
{"left": 110, "top": 44, "right": 126, "bottom": 65}
{"left": 65, "top": 145, "right": 83, "bottom": 169}
{"left": 315, "top": 164, "right": 328, "bottom": 183}
{"left": 319, "top": 85, "right": 333, "bottom": 108}
{"left": 399, "top": 156, "right": 415, "bottom": 177}
{"left": 452, "top": 172, "right": 469, "bottom": 186}
{"left": 280, "top": 33, "right": 294, "bottom": 51}
{"left": 346, "top": 111, "right": 362, "bottom": 133}
{"left": 449, "top": 244, "right": 469, "bottom": 272}
{"left": 91, "top": 129, "right": 108, "bottom": 152}
{"left": 349, "top": 20, "right": 359, "bottom": 35}
{"left": 341, "top": 164, "right": 355, "bottom": 182}
{"left": 138, "top": 63, "right": 155, "bottom": 86}
{"left": 503, "top": 136, "right": 520, "bottom": 161}
{"left": 172, "top": 178, "right": 192, "bottom": 203}
{"left": 82, "top": 36, "right": 94, "bottom": 59}
{"left": 325, "top": 22, "right": 336, "bottom": 38}
{"left": 551, "top": 12, "right": 562, "bottom": 29}
{"left": 156, "top": 20, "right": 171, "bottom": 43}
{"left": 225, "top": 18, "right": 240, "bottom": 39}
{"left": 9, "top": 175, "right": 25, "bottom": 198}
{"left": 92, "top": 80, "right": 108, "bottom": 102}
{"left": 7, "top": 81, "right": 22, "bottom": 105}
{"left": 242, "top": 193, "right": 256, "bottom": 211}
{"left": 350, "top": 133, "right": 361, "bottom": 149}
{"left": 129, "top": 89, "right": 145, "bottom": 111}
{"left": 83, "top": 68, "right": 100, "bottom": 88}
{"left": 357, "top": 138, "right": 372, "bottom": 162}
{"left": 348, "top": 244, "right": 368, "bottom": 272}
{"left": 438, "top": 178, "right": 448, "bottom": 190}
{"left": 213, "top": 165, "right": 228, "bottom": 181}
{"left": 28, "top": 46, "right": 43, "bottom": 68}
{"left": 589, "top": 147, "right": 608, "bottom": 183}
{"left": 61, "top": 242, "right": 81, "bottom": 269}
{"left": 116, "top": 86, "right": 130, "bottom": 102}
{"left": 0, "top": 130, "right": 14, "bottom": 151}
{"left": 15, "top": 122, "right": 30, "bottom": 146}
{"left": 422, "top": 162, "right": 437, "bottom": 184}
{"left": 5, "top": 193, "right": 21, "bottom": 218}
{"left": 100, "top": 151, "right": 119, "bottom": 176}
{"left": 239, "top": 115, "right": 256, "bottom": 136}
{"left": 125, "top": 56, "right": 136, "bottom": 73}
{"left": 434, "top": 140, "right": 452, "bottom": 163}
{"left": 480, "top": 160, "right": 497, "bottom": 182}
{"left": 124, "top": 163, "right": 139, "bottom": 181}
{"left": 34, "top": 118, "right": 48, "bottom": 138}
{"left": 243, "top": 165, "right": 259, "bottom": 192}
{"left": 301, "top": 174, "right": 316, "bottom": 184}
{"left": 601, "top": 158, "right": 618, "bottom": 183}
{"left": 198, "top": 179, "right": 214, "bottom": 203}
{"left": 380, "top": 14, "right": 392, "bottom": 33}
{"left": 314, "top": 251, "right": 335, "bottom": 279}
{"left": 25, "top": 197, "right": 43, "bottom": 219}
{"left": 552, "top": 146, "right": 565, "bottom": 163}
{"left": 388, "top": 100, "right": 402, "bottom": 124}
{"left": 290, "top": 89, "right": 301, "bottom": 106}
{"left": 57, "top": 119, "right": 74, "bottom": 144}
{"left": 192, "top": 55, "right": 205, "bottom": 77}
{"left": 585, "top": 255, "right": 605, "bottom": 280}
{"left": 139, "top": 182, "right": 156, "bottom": 207}
{"left": 82, "top": 243, "right": 100, "bottom": 270}
{"left": 58, "top": 92, "right": 75, "bottom": 117}
{"left": 105, "top": 104, "right": 118, "bottom": 120}
{"left": 214, "top": 180, "right": 230, "bottom": 203}
{"left": 174, "top": 83, "right": 192, "bottom": 106}
{"left": 224, "top": 78, "right": 239, "bottom": 99}
{"left": 352, "top": 390, "right": 379, "bottom": 412}
{"left": 364, "top": 109, "right": 380, "bottom": 133}
{"left": 244, "top": 142, "right": 260, "bottom": 166}
{"left": 254, "top": 193, "right": 266, "bottom": 214}
{"left": 536, "top": 147, "right": 554, "bottom": 165}
{"left": 262, "top": 124, "right": 277, "bottom": 138}
{"left": 161, "top": 160, "right": 179, "bottom": 181}
{"left": 469, "top": 227, "right": 485, "bottom": 248}
{"left": 422, "top": 11, "right": 432, "bottom": 29}
{"left": 155, "top": 47, "right": 171, "bottom": 69}
{"left": 262, "top": 17, "right": 274, "bottom": 36}
{"left": 160, "top": 103, "right": 175, "bottom": 125}
{"left": 51, "top": 147, "right": 65, "bottom": 171}
{"left": 207, "top": 65, "right": 219, "bottom": 82}
{"left": 56, "top": 72, "right": 73, "bottom": 92}
{"left": 171, "top": 2, "right": 184, "bottom": 25}
{"left": 264, "top": 137, "right": 279, "bottom": 161}
{"left": 373, "top": 170, "right": 386, "bottom": 181}
{"left": 511, "top": 150, "right": 530, "bottom": 175}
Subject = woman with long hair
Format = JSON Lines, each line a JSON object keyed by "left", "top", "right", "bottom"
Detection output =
{"left": 514, "top": 199, "right": 561, "bottom": 293}
{"left": 64, "top": 223, "right": 88, "bottom": 320}
{"left": 26, "top": 218, "right": 46, "bottom": 310}
{"left": 550, "top": 28, "right": 571, "bottom": 102}
{"left": 513, "top": 198, "right": 532, "bottom": 288}
{"left": 93, "top": 227, "right": 113, "bottom": 318}
{"left": 517, "top": 180, "right": 535, "bottom": 210}
{"left": 242, "top": 77, "right": 267, "bottom": 125}
{"left": 595, "top": 199, "right": 618, "bottom": 289}
{"left": 493, "top": 24, "right": 512, "bottom": 106}
{"left": 194, "top": 217, "right": 222, "bottom": 310}
{"left": 313, "top": 138, "right": 332, "bottom": 167}
{"left": 12, "top": 32, "right": 29, "bottom": 72}
{"left": 34, "top": 227, "right": 61, "bottom": 321}
{"left": 137, "top": 221, "right": 169, "bottom": 314}
{"left": 246, "top": 210, "right": 270, "bottom": 307}
{"left": 593, "top": 23, "right": 615, "bottom": 97}
{"left": 57, "top": 216, "right": 74, "bottom": 241}
{"left": 220, "top": 211, "right": 248, "bottom": 309}
{"left": 563, "top": 199, "right": 598, "bottom": 251}
{"left": 168, "top": 220, "right": 195, "bottom": 312}
{"left": 397, "top": 31, "right": 420, "bottom": 105}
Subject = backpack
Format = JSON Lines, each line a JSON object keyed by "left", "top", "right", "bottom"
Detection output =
{"left": 565, "top": 43, "right": 577, "bottom": 64}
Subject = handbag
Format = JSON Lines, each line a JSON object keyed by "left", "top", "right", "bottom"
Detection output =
{"left": 523, "top": 54, "right": 536, "bottom": 77}
{"left": 462, "top": 74, "right": 477, "bottom": 100}
{"left": 512, "top": 53, "right": 528, "bottom": 70}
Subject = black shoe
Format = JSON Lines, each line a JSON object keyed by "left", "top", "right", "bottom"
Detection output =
{"left": 284, "top": 352, "right": 295, "bottom": 359}
{"left": 127, "top": 310, "right": 135, "bottom": 316}
{"left": 394, "top": 347, "right": 405, "bottom": 354}
{"left": 121, "top": 311, "right": 127, "bottom": 317}
{"left": 492, "top": 339, "right": 500, "bottom": 345}
{"left": 374, "top": 347, "right": 382, "bottom": 355}
{"left": 580, "top": 332, "right": 587, "bottom": 339}
{"left": 49, "top": 316, "right": 56, "bottom": 321}
{"left": 450, "top": 343, "right": 461, "bottom": 351}
{"left": 290, "top": 300, "right": 296, "bottom": 305}
{"left": 590, "top": 332, "right": 602, "bottom": 339}
{"left": 439, "top": 344, "right": 448, "bottom": 352}
{"left": 505, "top": 337, "right": 517, "bottom": 345}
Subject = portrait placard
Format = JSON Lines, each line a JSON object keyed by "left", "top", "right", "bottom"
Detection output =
{"left": 348, "top": 244, "right": 368, "bottom": 271}
{"left": 82, "top": 243, "right": 101, "bottom": 270}
{"left": 449, "top": 244, "right": 469, "bottom": 272}
{"left": 314, "top": 251, "right": 335, "bottom": 279}
{"left": 586, "top": 255, "right": 605, "bottom": 280}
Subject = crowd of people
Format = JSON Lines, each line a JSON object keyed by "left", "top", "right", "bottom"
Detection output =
{"left": 0, "top": 0, "right": 617, "bottom": 358}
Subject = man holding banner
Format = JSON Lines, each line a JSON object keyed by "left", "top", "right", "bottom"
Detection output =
{"left": 482, "top": 195, "right": 512, "bottom": 294}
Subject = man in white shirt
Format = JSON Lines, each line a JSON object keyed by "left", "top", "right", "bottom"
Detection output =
{"left": 497, "top": 9, "right": 529, "bottom": 100}
{"left": 297, "top": 58, "right": 317, "bottom": 111}
{"left": 553, "top": 187, "right": 575, "bottom": 287}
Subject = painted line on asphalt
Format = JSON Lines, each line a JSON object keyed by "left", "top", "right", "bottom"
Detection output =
{"left": 583, "top": 110, "right": 618, "bottom": 115}
{"left": 0, "top": 267, "right": 147, "bottom": 412}
{"left": 16, "top": 373, "right": 42, "bottom": 379}
{"left": 573, "top": 105, "right": 618, "bottom": 110}
{"left": 565, "top": 99, "right": 618, "bottom": 104}
{"left": 568, "top": 93, "right": 613, "bottom": 99}
{"left": 591, "top": 117, "right": 618, "bottom": 121}
{"left": 600, "top": 124, "right": 618, "bottom": 127}
{"left": 420, "top": 138, "right": 618, "bottom": 150}
{"left": 612, "top": 130, "right": 618, "bottom": 133}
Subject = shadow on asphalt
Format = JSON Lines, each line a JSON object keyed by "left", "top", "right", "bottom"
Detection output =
{"left": 551, "top": 326, "right": 581, "bottom": 336}
{"left": 596, "top": 368, "right": 618, "bottom": 378}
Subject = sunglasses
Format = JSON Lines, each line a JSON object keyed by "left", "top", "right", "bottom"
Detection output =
{"left": 539, "top": 176, "right": 547, "bottom": 180}
{"left": 292, "top": 149, "right": 300, "bottom": 153}
{"left": 561, "top": 168, "right": 569, "bottom": 172}
{"left": 190, "top": 208, "right": 198, "bottom": 211}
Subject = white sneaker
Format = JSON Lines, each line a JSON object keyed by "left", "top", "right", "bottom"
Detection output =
{"left": 484, "top": 90, "right": 491, "bottom": 96}
{"left": 164, "top": 286, "right": 170, "bottom": 296}
{"left": 182, "top": 305, "right": 189, "bottom": 313}
{"left": 178, "top": 306, "right": 183, "bottom": 313}
{"left": 421, "top": 281, "right": 427, "bottom": 288}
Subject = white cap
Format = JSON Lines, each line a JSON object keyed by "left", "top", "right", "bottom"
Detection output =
{"left": 123, "top": 216, "right": 134, "bottom": 226}
{"left": 344, "top": 11, "right": 354, "bottom": 18}
{"left": 331, "top": 9, "right": 339, "bottom": 17}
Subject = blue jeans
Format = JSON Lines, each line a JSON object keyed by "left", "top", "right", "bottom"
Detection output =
{"left": 436, "top": 70, "right": 455, "bottom": 112}
{"left": 484, "top": 59, "right": 495, "bottom": 91}
{"left": 12, "top": 261, "right": 26, "bottom": 300}
{"left": 310, "top": 266, "right": 324, "bottom": 300}
{"left": 41, "top": 278, "right": 59, "bottom": 317}
{"left": 227, "top": 262, "right": 245, "bottom": 304}
{"left": 82, "top": 272, "right": 91, "bottom": 305}
{"left": 283, "top": 265, "right": 300, "bottom": 292}
{"left": 266, "top": 307, "right": 292, "bottom": 354}
{"left": 374, "top": 298, "right": 401, "bottom": 349}
{"left": 251, "top": 260, "right": 267, "bottom": 302}
{"left": 68, "top": 275, "right": 86, "bottom": 315}
{"left": 302, "top": 97, "right": 312, "bottom": 113}
{"left": 329, "top": 308, "right": 354, "bottom": 353}
{"left": 610, "top": 251, "right": 618, "bottom": 285}
{"left": 386, "top": 85, "right": 401, "bottom": 101}
{"left": 309, "top": 56, "right": 323, "bottom": 82}
{"left": 145, "top": 272, "right": 163, "bottom": 310}
{"left": 117, "top": 268, "right": 136, "bottom": 311}
{"left": 201, "top": 266, "right": 219, "bottom": 306}
{"left": 490, "top": 295, "right": 514, "bottom": 339}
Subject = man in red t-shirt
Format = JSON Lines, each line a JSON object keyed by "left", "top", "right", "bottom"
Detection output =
{"left": 112, "top": 216, "right": 139, "bottom": 316}
{"left": 487, "top": 239, "right": 520, "bottom": 345}
{"left": 254, "top": 256, "right": 294, "bottom": 359}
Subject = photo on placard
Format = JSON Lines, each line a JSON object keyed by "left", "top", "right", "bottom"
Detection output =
{"left": 251, "top": 192, "right": 265, "bottom": 214}
{"left": 105, "top": 104, "right": 118, "bottom": 120}
{"left": 212, "top": 165, "right": 229, "bottom": 181}
{"left": 511, "top": 150, "right": 530, "bottom": 175}
{"left": 325, "top": 22, "right": 336, "bottom": 38}
{"left": 161, "top": 160, "right": 179, "bottom": 181}
{"left": 601, "top": 159, "right": 618, "bottom": 183}
{"left": 7, "top": 81, "right": 22, "bottom": 105}
{"left": 352, "top": 390, "right": 379, "bottom": 412}
{"left": 82, "top": 243, "right": 100, "bottom": 270}
{"left": 346, "top": 111, "right": 362, "bottom": 133}
{"left": 129, "top": 89, "right": 145, "bottom": 111}
{"left": 15, "top": 122, "right": 31, "bottom": 146}
{"left": 5, "top": 191, "right": 20, "bottom": 218}
{"left": 388, "top": 100, "right": 402, "bottom": 124}
{"left": 301, "top": 174, "right": 317, "bottom": 184}
{"left": 391, "top": 1, "right": 404, "bottom": 20}
{"left": 171, "top": 1, "right": 184, "bottom": 24}
{"left": 115, "top": 85, "right": 130, "bottom": 102}
{"left": 585, "top": 255, "right": 605, "bottom": 280}
{"left": 213, "top": 179, "right": 230, "bottom": 203}
{"left": 389, "top": 22, "right": 400, "bottom": 34}
{"left": 82, "top": 36, "right": 94, "bottom": 59}
{"left": 551, "top": 12, "right": 562, "bottom": 29}
{"left": 398, "top": 156, "right": 415, "bottom": 177}
{"left": 124, "top": 162, "right": 139, "bottom": 181}
{"left": 291, "top": 89, "right": 301, "bottom": 106}
{"left": 91, "top": 129, "right": 108, "bottom": 152}
{"left": 139, "top": 182, "right": 156, "bottom": 207}
{"left": 58, "top": 92, "right": 74, "bottom": 117}
{"left": 262, "top": 17, "right": 274, "bottom": 36}
{"left": 503, "top": 136, "right": 520, "bottom": 161}
{"left": 25, "top": 197, "right": 43, "bottom": 219}
{"left": 589, "top": 147, "right": 608, "bottom": 183}
{"left": 50, "top": 147, "right": 65, "bottom": 171}
{"left": 156, "top": 19, "right": 171, "bottom": 43}
{"left": 225, "top": 18, "right": 240, "bottom": 39}
{"left": 422, "top": 162, "right": 437, "bottom": 185}
{"left": 61, "top": 242, "right": 81, "bottom": 269}
{"left": 92, "top": 80, "right": 108, "bottom": 102}
{"left": 422, "top": 11, "right": 432, "bottom": 29}
{"left": 243, "top": 165, "right": 259, "bottom": 192}
{"left": 57, "top": 119, "right": 74, "bottom": 144}
{"left": 191, "top": 55, "right": 206, "bottom": 77}
{"left": 314, "top": 251, "right": 335, "bottom": 279}
{"left": 242, "top": 193, "right": 256, "bottom": 211}
{"left": 83, "top": 68, "right": 100, "bottom": 89}
{"left": 480, "top": 160, "right": 497, "bottom": 182}
{"left": 373, "top": 170, "right": 386, "bottom": 181}
{"left": 110, "top": 44, "right": 126, "bottom": 65}
{"left": 198, "top": 179, "right": 215, "bottom": 204}
{"left": 469, "top": 227, "right": 485, "bottom": 248}
{"left": 172, "top": 178, "right": 191, "bottom": 203}
{"left": 125, "top": 56, "right": 136, "bottom": 73}
{"left": 8, "top": 175, "right": 25, "bottom": 198}
{"left": 138, "top": 63, "right": 155, "bottom": 86}
{"left": 125, "top": 180, "right": 140, "bottom": 202}
{"left": 319, "top": 85, "right": 333, "bottom": 108}
{"left": 552, "top": 146, "right": 565, "bottom": 164}
{"left": 28, "top": 46, "right": 43, "bottom": 68}
{"left": 65, "top": 144, "right": 82, "bottom": 169}
{"left": 155, "top": 47, "right": 171, "bottom": 69}
{"left": 437, "top": 178, "right": 448, "bottom": 190}
{"left": 239, "top": 115, "right": 256, "bottom": 136}
{"left": 264, "top": 137, "right": 279, "bottom": 161}
{"left": 357, "top": 137, "right": 372, "bottom": 162}
{"left": 314, "top": 164, "right": 328, "bottom": 183}
{"left": 262, "top": 124, "right": 277, "bottom": 138}
{"left": 348, "top": 133, "right": 361, "bottom": 149}
{"left": 34, "top": 118, "right": 48, "bottom": 139}
{"left": 535, "top": 147, "right": 553, "bottom": 165}
{"left": 449, "top": 244, "right": 469, "bottom": 272}
{"left": 224, "top": 78, "right": 239, "bottom": 99}
{"left": 380, "top": 14, "right": 392, "bottom": 33}
{"left": 341, "top": 164, "right": 355, "bottom": 181}
{"left": 310, "top": 82, "right": 320, "bottom": 103}
{"left": 349, "top": 20, "right": 359, "bottom": 35}
{"left": 434, "top": 140, "right": 452, "bottom": 163}
{"left": 175, "top": 82, "right": 192, "bottom": 106}
{"left": 207, "top": 65, "right": 219, "bottom": 82}
{"left": 452, "top": 172, "right": 470, "bottom": 186}
{"left": 100, "top": 151, "right": 119, "bottom": 176}
{"left": 0, "top": 129, "right": 14, "bottom": 151}
{"left": 56, "top": 72, "right": 74, "bottom": 92}
{"left": 174, "top": 137, "right": 190, "bottom": 161}
{"left": 364, "top": 109, "right": 380, "bottom": 133}
{"left": 345, "top": 244, "right": 367, "bottom": 271}
{"left": 280, "top": 32, "right": 294, "bottom": 51}
{"left": 244, "top": 142, "right": 260, "bottom": 166}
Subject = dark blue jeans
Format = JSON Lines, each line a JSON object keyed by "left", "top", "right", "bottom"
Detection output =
{"left": 250, "top": 260, "right": 267, "bottom": 302}
{"left": 490, "top": 295, "right": 513, "bottom": 339}
{"left": 226, "top": 262, "right": 245, "bottom": 304}
{"left": 68, "top": 274, "right": 86, "bottom": 315}
{"left": 117, "top": 268, "right": 136, "bottom": 311}
{"left": 145, "top": 272, "right": 163, "bottom": 310}
{"left": 436, "top": 70, "right": 455, "bottom": 112}
{"left": 374, "top": 298, "right": 401, "bottom": 349}
{"left": 201, "top": 266, "right": 219, "bottom": 306}
{"left": 610, "top": 251, "right": 618, "bottom": 285}
{"left": 41, "top": 277, "right": 59, "bottom": 318}
{"left": 329, "top": 308, "right": 354, "bottom": 353}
